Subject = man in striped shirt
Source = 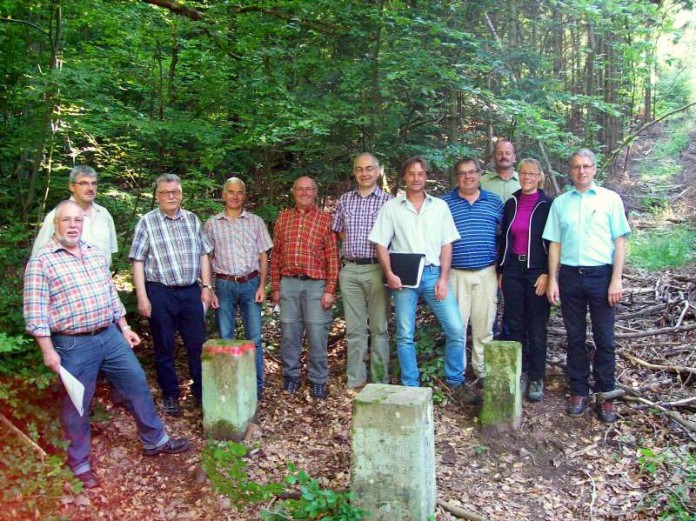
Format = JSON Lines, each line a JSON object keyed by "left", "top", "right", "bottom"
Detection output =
{"left": 271, "top": 176, "right": 339, "bottom": 400}
{"left": 441, "top": 158, "right": 504, "bottom": 381}
{"left": 24, "top": 200, "right": 189, "bottom": 489}
{"left": 332, "top": 153, "right": 393, "bottom": 389}
{"left": 129, "top": 174, "right": 214, "bottom": 416}
{"left": 205, "top": 177, "right": 273, "bottom": 398}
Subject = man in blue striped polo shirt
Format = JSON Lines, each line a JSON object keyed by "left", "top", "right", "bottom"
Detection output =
{"left": 441, "top": 158, "right": 503, "bottom": 382}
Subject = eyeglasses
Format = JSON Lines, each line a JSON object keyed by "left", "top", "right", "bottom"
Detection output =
{"left": 520, "top": 172, "right": 541, "bottom": 178}
{"left": 74, "top": 181, "right": 98, "bottom": 188}
{"left": 570, "top": 164, "right": 595, "bottom": 172}
{"left": 59, "top": 217, "right": 84, "bottom": 224}
{"left": 293, "top": 187, "right": 316, "bottom": 193}
{"left": 158, "top": 189, "right": 182, "bottom": 197}
{"left": 456, "top": 169, "right": 480, "bottom": 177}
{"left": 354, "top": 166, "right": 378, "bottom": 174}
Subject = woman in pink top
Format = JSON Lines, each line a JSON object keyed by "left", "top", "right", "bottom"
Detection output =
{"left": 498, "top": 158, "right": 553, "bottom": 402}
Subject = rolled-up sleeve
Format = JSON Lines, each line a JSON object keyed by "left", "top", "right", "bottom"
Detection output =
{"left": 23, "top": 257, "right": 51, "bottom": 337}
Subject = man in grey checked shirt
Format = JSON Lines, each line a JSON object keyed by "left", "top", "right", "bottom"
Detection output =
{"left": 130, "top": 173, "right": 214, "bottom": 417}
{"left": 332, "top": 153, "right": 393, "bottom": 389}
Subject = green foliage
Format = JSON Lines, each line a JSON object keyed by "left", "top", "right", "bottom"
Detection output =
{"left": 203, "top": 442, "right": 364, "bottom": 520}
{"left": 636, "top": 446, "right": 696, "bottom": 520}
{"left": 262, "top": 463, "right": 364, "bottom": 521}
{"left": 0, "top": 377, "right": 74, "bottom": 519}
{"left": 202, "top": 440, "right": 283, "bottom": 505}
{"left": 629, "top": 226, "right": 696, "bottom": 271}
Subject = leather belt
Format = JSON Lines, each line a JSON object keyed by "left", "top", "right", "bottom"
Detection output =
{"left": 561, "top": 264, "right": 612, "bottom": 275}
{"left": 284, "top": 274, "right": 315, "bottom": 281}
{"left": 216, "top": 271, "right": 259, "bottom": 283}
{"left": 345, "top": 257, "right": 379, "bottom": 265}
{"left": 55, "top": 326, "right": 109, "bottom": 337}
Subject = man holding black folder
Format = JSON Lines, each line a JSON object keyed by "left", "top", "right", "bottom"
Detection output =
{"left": 333, "top": 153, "right": 393, "bottom": 389}
{"left": 369, "top": 157, "right": 468, "bottom": 393}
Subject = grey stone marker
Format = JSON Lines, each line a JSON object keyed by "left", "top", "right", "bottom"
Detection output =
{"left": 202, "top": 339, "right": 257, "bottom": 441}
{"left": 480, "top": 340, "right": 523, "bottom": 432}
{"left": 351, "top": 384, "right": 435, "bottom": 520}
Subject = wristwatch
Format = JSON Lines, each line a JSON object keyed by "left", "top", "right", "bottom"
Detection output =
{"left": 202, "top": 284, "right": 213, "bottom": 290}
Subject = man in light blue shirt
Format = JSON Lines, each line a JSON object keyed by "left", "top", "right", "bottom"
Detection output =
{"left": 369, "top": 157, "right": 470, "bottom": 400}
{"left": 543, "top": 149, "right": 630, "bottom": 423}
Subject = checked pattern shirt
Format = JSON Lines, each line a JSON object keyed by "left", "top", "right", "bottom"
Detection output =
{"left": 332, "top": 187, "right": 393, "bottom": 260}
{"left": 24, "top": 239, "right": 125, "bottom": 337}
{"left": 271, "top": 206, "right": 339, "bottom": 293}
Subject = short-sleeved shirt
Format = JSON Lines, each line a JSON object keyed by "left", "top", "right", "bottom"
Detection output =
{"left": 368, "top": 193, "right": 460, "bottom": 266}
{"left": 270, "top": 206, "right": 340, "bottom": 293}
{"left": 24, "top": 239, "right": 125, "bottom": 337}
{"left": 32, "top": 199, "right": 118, "bottom": 266}
{"left": 543, "top": 183, "right": 631, "bottom": 266}
{"left": 332, "top": 187, "right": 393, "bottom": 259}
{"left": 129, "top": 208, "right": 213, "bottom": 286}
{"left": 480, "top": 171, "right": 521, "bottom": 202}
{"left": 205, "top": 210, "right": 273, "bottom": 276}
{"left": 441, "top": 188, "right": 503, "bottom": 270}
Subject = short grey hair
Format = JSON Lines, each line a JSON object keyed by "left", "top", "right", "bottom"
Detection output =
{"left": 53, "top": 200, "right": 83, "bottom": 223}
{"left": 354, "top": 152, "right": 380, "bottom": 168}
{"left": 69, "top": 165, "right": 97, "bottom": 184}
{"left": 223, "top": 177, "right": 246, "bottom": 192}
{"left": 569, "top": 148, "right": 596, "bottom": 166}
{"left": 155, "top": 173, "right": 182, "bottom": 188}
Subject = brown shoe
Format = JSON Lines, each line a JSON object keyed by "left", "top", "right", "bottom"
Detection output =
{"left": 567, "top": 395, "right": 588, "bottom": 416}
{"left": 596, "top": 400, "right": 618, "bottom": 424}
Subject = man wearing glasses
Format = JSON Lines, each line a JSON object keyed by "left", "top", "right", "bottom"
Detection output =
{"left": 129, "top": 174, "right": 214, "bottom": 416}
{"left": 271, "top": 176, "right": 339, "bottom": 400}
{"left": 332, "top": 153, "right": 393, "bottom": 390}
{"left": 544, "top": 149, "right": 630, "bottom": 423}
{"left": 32, "top": 165, "right": 118, "bottom": 267}
{"left": 442, "top": 158, "right": 504, "bottom": 387}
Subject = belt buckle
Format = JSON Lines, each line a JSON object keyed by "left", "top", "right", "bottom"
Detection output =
{"left": 518, "top": 254, "right": 527, "bottom": 262}
{"left": 578, "top": 267, "right": 587, "bottom": 275}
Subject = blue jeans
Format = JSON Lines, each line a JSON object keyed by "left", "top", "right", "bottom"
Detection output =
{"left": 146, "top": 282, "right": 205, "bottom": 400}
{"left": 215, "top": 276, "right": 264, "bottom": 389}
{"left": 559, "top": 265, "right": 616, "bottom": 396}
{"left": 279, "top": 277, "right": 331, "bottom": 384}
{"left": 392, "top": 265, "right": 465, "bottom": 387}
{"left": 52, "top": 325, "right": 168, "bottom": 476}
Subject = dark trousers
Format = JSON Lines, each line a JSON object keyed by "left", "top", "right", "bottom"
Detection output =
{"left": 502, "top": 262, "right": 550, "bottom": 381}
{"left": 146, "top": 282, "right": 206, "bottom": 400}
{"left": 559, "top": 265, "right": 616, "bottom": 396}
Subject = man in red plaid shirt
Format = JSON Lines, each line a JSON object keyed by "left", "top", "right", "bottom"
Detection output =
{"left": 271, "top": 176, "right": 339, "bottom": 399}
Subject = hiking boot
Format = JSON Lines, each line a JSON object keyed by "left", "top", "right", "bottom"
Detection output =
{"left": 596, "top": 400, "right": 618, "bottom": 424}
{"left": 528, "top": 379, "right": 544, "bottom": 402}
{"left": 451, "top": 385, "right": 481, "bottom": 406}
{"left": 163, "top": 396, "right": 181, "bottom": 417}
{"left": 76, "top": 470, "right": 99, "bottom": 489}
{"left": 143, "top": 437, "right": 190, "bottom": 456}
{"left": 567, "top": 395, "right": 588, "bottom": 416}
{"left": 283, "top": 378, "right": 300, "bottom": 395}
{"left": 311, "top": 382, "right": 327, "bottom": 400}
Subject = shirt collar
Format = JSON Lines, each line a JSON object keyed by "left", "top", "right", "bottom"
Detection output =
{"left": 215, "top": 209, "right": 250, "bottom": 221}
{"left": 157, "top": 208, "right": 184, "bottom": 220}
{"left": 351, "top": 186, "right": 384, "bottom": 199}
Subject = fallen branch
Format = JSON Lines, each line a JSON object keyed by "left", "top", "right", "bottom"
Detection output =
{"left": 622, "top": 396, "right": 696, "bottom": 432}
{"left": 437, "top": 499, "right": 487, "bottom": 521}
{"left": 0, "top": 411, "right": 47, "bottom": 460}
{"left": 621, "top": 352, "right": 696, "bottom": 375}
{"left": 550, "top": 324, "right": 696, "bottom": 339}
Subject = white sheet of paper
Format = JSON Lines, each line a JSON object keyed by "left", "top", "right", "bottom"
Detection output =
{"left": 59, "top": 366, "right": 85, "bottom": 417}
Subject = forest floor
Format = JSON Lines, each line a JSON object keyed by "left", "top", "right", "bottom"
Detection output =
{"left": 33, "top": 126, "right": 696, "bottom": 521}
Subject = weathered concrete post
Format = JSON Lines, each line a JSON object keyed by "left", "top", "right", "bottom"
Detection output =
{"left": 351, "top": 384, "right": 435, "bottom": 520}
{"left": 479, "top": 340, "right": 523, "bottom": 432}
{"left": 202, "top": 339, "right": 257, "bottom": 441}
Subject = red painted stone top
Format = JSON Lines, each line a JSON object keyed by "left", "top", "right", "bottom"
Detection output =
{"left": 203, "top": 340, "right": 255, "bottom": 356}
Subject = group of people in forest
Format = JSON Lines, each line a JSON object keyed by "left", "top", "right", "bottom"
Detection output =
{"left": 23, "top": 141, "right": 630, "bottom": 489}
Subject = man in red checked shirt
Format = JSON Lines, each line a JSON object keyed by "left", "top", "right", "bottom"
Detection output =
{"left": 23, "top": 201, "right": 189, "bottom": 490}
{"left": 271, "top": 176, "right": 339, "bottom": 400}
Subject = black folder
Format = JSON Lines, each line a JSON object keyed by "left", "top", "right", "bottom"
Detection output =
{"left": 386, "top": 252, "right": 426, "bottom": 288}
